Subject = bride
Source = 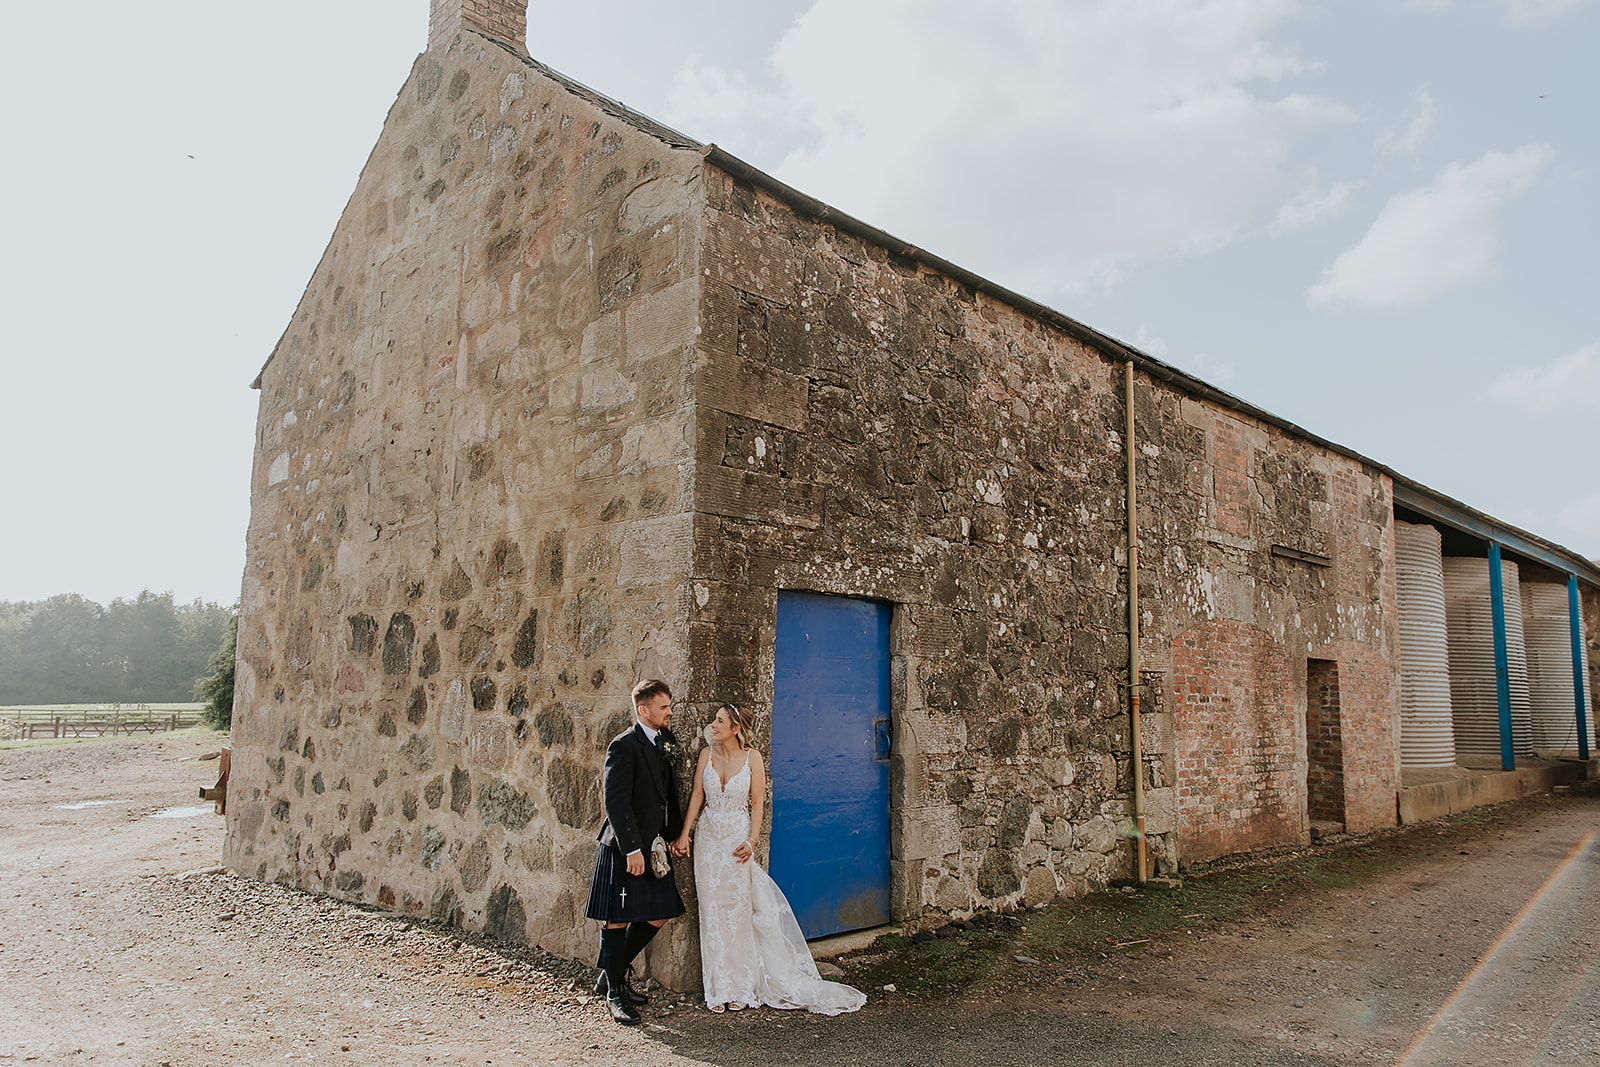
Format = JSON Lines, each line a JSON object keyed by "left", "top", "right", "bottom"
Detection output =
{"left": 671, "top": 704, "right": 866, "bottom": 1015}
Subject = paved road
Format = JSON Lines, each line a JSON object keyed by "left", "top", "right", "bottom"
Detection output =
{"left": 1395, "top": 829, "right": 1600, "bottom": 1066}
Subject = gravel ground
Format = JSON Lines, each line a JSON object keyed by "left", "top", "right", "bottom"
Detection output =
{"left": 3, "top": 733, "right": 1597, "bottom": 1066}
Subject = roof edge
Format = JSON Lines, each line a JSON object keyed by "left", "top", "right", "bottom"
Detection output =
{"left": 486, "top": 35, "right": 704, "bottom": 150}
{"left": 701, "top": 146, "right": 1371, "bottom": 461}
{"left": 246, "top": 39, "right": 1598, "bottom": 589}
{"left": 1393, "top": 478, "right": 1600, "bottom": 587}
{"left": 251, "top": 31, "right": 706, "bottom": 393}
{"left": 700, "top": 145, "right": 1600, "bottom": 590}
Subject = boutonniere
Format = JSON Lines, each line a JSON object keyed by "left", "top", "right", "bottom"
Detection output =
{"left": 661, "top": 738, "right": 679, "bottom": 767}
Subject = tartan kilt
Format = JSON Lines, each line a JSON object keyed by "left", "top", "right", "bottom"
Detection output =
{"left": 584, "top": 843, "right": 685, "bottom": 924}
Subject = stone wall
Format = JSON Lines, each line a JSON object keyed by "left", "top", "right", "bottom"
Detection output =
{"left": 227, "top": 31, "right": 707, "bottom": 986}
{"left": 686, "top": 165, "right": 1400, "bottom": 921}
{"left": 229, "top": 18, "right": 1416, "bottom": 984}
{"left": 226, "top": 8, "right": 1597, "bottom": 992}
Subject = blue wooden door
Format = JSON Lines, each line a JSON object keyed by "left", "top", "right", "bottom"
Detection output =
{"left": 768, "top": 591, "right": 892, "bottom": 938}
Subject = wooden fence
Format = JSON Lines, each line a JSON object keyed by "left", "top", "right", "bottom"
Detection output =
{"left": 0, "top": 703, "right": 208, "bottom": 741}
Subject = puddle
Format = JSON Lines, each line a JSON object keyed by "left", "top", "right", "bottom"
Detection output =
{"left": 53, "top": 800, "right": 130, "bottom": 810}
{"left": 150, "top": 805, "right": 215, "bottom": 819}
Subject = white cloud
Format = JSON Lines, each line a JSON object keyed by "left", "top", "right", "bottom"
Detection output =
{"left": 1270, "top": 180, "right": 1357, "bottom": 234}
{"left": 1134, "top": 325, "right": 1236, "bottom": 385}
{"left": 1403, "top": 0, "right": 1594, "bottom": 25}
{"left": 1306, "top": 144, "right": 1552, "bottom": 309}
{"left": 666, "top": 62, "right": 783, "bottom": 131}
{"left": 668, "top": 0, "right": 1352, "bottom": 297}
{"left": 1376, "top": 86, "right": 1436, "bottom": 161}
{"left": 1134, "top": 324, "right": 1171, "bottom": 360}
{"left": 1176, "top": 351, "right": 1238, "bottom": 386}
{"left": 1489, "top": 342, "right": 1600, "bottom": 411}
{"left": 1496, "top": 0, "right": 1594, "bottom": 27}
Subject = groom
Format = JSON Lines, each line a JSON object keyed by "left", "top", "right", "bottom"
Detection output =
{"left": 584, "top": 678, "right": 684, "bottom": 1025}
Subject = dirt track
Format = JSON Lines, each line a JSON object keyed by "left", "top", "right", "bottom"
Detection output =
{"left": 3, "top": 733, "right": 1598, "bottom": 1066}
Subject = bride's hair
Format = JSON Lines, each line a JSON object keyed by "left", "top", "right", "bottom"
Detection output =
{"left": 719, "top": 703, "right": 752, "bottom": 743}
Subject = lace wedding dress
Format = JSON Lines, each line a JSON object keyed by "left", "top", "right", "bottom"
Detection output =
{"left": 694, "top": 756, "right": 867, "bottom": 1014}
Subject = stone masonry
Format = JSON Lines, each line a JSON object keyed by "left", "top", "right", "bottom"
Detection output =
{"left": 229, "top": 2, "right": 1590, "bottom": 991}
{"left": 686, "top": 170, "right": 1400, "bottom": 909}
{"left": 228, "top": 22, "right": 708, "bottom": 986}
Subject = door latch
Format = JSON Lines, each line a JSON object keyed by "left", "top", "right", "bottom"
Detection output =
{"left": 873, "top": 718, "right": 891, "bottom": 760}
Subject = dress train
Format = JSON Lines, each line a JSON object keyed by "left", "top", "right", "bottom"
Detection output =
{"left": 694, "top": 757, "right": 866, "bottom": 1015}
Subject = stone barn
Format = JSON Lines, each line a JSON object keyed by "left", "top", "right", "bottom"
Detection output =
{"left": 226, "top": 0, "right": 1600, "bottom": 988}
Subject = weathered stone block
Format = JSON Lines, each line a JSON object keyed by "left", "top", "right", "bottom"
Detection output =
{"left": 1023, "top": 865, "right": 1058, "bottom": 907}
{"left": 895, "top": 805, "right": 959, "bottom": 862}
{"left": 438, "top": 679, "right": 470, "bottom": 741}
{"left": 1143, "top": 786, "right": 1177, "bottom": 837}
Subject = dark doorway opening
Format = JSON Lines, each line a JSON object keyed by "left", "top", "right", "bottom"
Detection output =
{"left": 1306, "top": 658, "right": 1346, "bottom": 831}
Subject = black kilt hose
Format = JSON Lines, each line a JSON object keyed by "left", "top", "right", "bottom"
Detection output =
{"left": 585, "top": 723, "right": 685, "bottom": 924}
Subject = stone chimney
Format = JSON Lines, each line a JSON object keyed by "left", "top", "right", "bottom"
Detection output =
{"left": 429, "top": 0, "right": 528, "bottom": 54}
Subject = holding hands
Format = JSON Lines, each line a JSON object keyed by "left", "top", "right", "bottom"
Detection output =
{"left": 670, "top": 830, "right": 755, "bottom": 862}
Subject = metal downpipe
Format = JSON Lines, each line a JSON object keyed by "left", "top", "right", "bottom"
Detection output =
{"left": 1125, "top": 361, "right": 1147, "bottom": 884}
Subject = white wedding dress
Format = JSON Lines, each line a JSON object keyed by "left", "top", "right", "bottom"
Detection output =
{"left": 694, "top": 755, "right": 867, "bottom": 1014}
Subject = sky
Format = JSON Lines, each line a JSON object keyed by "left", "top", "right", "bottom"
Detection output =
{"left": 0, "top": 0, "right": 1595, "bottom": 608}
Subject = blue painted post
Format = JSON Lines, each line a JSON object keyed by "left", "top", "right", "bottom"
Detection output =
{"left": 1570, "top": 575, "right": 1591, "bottom": 762}
{"left": 1489, "top": 543, "right": 1515, "bottom": 771}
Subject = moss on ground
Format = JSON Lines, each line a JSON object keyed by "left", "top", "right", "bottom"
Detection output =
{"left": 842, "top": 804, "right": 1525, "bottom": 998}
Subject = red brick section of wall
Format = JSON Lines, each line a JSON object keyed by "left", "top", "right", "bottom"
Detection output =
{"left": 1212, "top": 417, "right": 1250, "bottom": 538}
{"left": 430, "top": 0, "right": 526, "bottom": 51}
{"left": 1309, "top": 640, "right": 1399, "bottom": 834}
{"left": 1174, "top": 620, "right": 1297, "bottom": 863}
{"left": 1306, "top": 659, "right": 1344, "bottom": 824}
{"left": 1315, "top": 465, "right": 1400, "bottom": 834}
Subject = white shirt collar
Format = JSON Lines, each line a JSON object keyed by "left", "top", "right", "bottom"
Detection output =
{"left": 638, "top": 722, "right": 660, "bottom": 744}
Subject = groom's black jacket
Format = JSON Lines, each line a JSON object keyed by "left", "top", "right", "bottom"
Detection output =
{"left": 597, "top": 723, "right": 683, "bottom": 858}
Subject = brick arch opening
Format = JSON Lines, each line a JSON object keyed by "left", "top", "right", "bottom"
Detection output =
{"left": 1173, "top": 620, "right": 1298, "bottom": 863}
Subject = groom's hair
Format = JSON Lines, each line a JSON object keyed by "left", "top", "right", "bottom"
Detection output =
{"left": 632, "top": 679, "right": 672, "bottom": 709}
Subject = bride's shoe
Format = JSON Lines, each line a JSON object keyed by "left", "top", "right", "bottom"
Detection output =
{"left": 709, "top": 1003, "right": 726, "bottom": 1014}
{"left": 727, "top": 1002, "right": 747, "bottom": 1012}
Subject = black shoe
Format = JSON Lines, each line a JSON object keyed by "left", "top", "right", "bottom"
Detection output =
{"left": 606, "top": 986, "right": 641, "bottom": 1025}
{"left": 594, "top": 968, "right": 649, "bottom": 1006}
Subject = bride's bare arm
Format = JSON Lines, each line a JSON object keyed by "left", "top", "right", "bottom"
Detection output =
{"left": 672, "top": 748, "right": 710, "bottom": 856}
{"left": 735, "top": 749, "right": 766, "bottom": 864}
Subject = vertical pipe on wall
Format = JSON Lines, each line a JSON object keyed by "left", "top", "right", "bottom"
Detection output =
{"left": 1570, "top": 575, "right": 1591, "bottom": 761}
{"left": 1489, "top": 543, "right": 1516, "bottom": 771}
{"left": 1124, "top": 360, "right": 1147, "bottom": 884}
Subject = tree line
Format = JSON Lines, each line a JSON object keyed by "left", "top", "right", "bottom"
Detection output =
{"left": 0, "top": 592, "right": 235, "bottom": 706}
